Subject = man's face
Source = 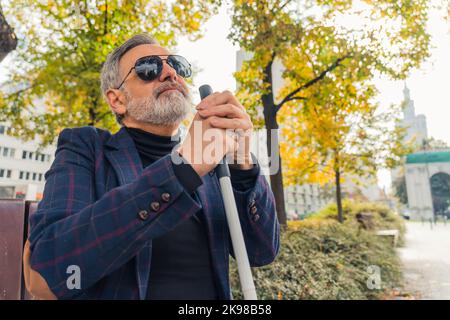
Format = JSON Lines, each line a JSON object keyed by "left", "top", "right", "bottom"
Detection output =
{"left": 116, "top": 44, "right": 192, "bottom": 126}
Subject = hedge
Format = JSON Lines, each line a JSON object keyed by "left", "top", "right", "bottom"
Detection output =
{"left": 230, "top": 201, "right": 404, "bottom": 300}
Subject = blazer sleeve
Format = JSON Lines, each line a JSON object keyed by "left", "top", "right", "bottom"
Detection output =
{"left": 23, "top": 127, "right": 202, "bottom": 299}
{"left": 230, "top": 172, "right": 280, "bottom": 267}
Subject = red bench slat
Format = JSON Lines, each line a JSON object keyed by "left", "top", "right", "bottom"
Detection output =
{"left": 0, "top": 199, "right": 26, "bottom": 300}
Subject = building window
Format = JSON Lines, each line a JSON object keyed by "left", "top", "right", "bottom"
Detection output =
{"left": 46, "top": 155, "right": 51, "bottom": 162}
{"left": 0, "top": 125, "right": 5, "bottom": 134}
{"left": 0, "top": 169, "right": 4, "bottom": 178}
{"left": 19, "top": 171, "right": 23, "bottom": 179}
{"left": 40, "top": 154, "right": 45, "bottom": 162}
{"left": 28, "top": 152, "right": 33, "bottom": 160}
{"left": 35, "top": 153, "right": 39, "bottom": 161}
{"left": 0, "top": 147, "right": 15, "bottom": 158}
{"left": 26, "top": 172, "right": 30, "bottom": 180}
{"left": 6, "top": 170, "right": 11, "bottom": 178}
{"left": 32, "top": 172, "right": 37, "bottom": 180}
{"left": 22, "top": 151, "right": 27, "bottom": 159}
{"left": 39, "top": 173, "right": 43, "bottom": 181}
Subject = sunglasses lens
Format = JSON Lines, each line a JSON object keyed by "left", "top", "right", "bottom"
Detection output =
{"left": 168, "top": 55, "right": 192, "bottom": 78}
{"left": 135, "top": 57, "right": 162, "bottom": 81}
{"left": 134, "top": 55, "right": 191, "bottom": 82}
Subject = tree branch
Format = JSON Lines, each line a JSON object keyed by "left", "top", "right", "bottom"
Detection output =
{"left": 95, "top": 110, "right": 111, "bottom": 122}
{"left": 275, "top": 54, "right": 351, "bottom": 111}
{"left": 274, "top": 0, "right": 292, "bottom": 14}
{"left": 103, "top": 0, "right": 108, "bottom": 35}
{"left": 5, "top": 85, "right": 36, "bottom": 99}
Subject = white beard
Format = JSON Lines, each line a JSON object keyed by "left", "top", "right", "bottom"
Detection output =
{"left": 124, "top": 88, "right": 192, "bottom": 126}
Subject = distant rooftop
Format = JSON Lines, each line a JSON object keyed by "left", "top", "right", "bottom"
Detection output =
{"left": 406, "top": 151, "right": 450, "bottom": 164}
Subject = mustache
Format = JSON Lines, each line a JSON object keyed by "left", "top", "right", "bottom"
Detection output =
{"left": 154, "top": 81, "right": 188, "bottom": 98}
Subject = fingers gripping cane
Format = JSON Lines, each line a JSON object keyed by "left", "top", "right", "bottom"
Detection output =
{"left": 199, "top": 85, "right": 258, "bottom": 300}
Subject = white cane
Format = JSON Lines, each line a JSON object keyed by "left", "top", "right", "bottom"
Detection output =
{"left": 199, "top": 84, "right": 257, "bottom": 300}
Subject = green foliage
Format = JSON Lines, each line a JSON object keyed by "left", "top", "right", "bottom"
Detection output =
{"left": 230, "top": 220, "right": 403, "bottom": 300}
{"left": 230, "top": 0, "right": 433, "bottom": 126}
{"left": 311, "top": 200, "right": 406, "bottom": 239}
{"left": 228, "top": 0, "right": 435, "bottom": 224}
{"left": 393, "top": 173, "right": 408, "bottom": 205}
{"left": 0, "top": 0, "right": 221, "bottom": 147}
{"left": 230, "top": 200, "right": 406, "bottom": 299}
{"left": 420, "top": 136, "right": 450, "bottom": 151}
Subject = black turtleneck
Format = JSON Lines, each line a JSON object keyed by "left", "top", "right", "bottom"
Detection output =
{"left": 125, "top": 126, "right": 203, "bottom": 193}
{"left": 125, "top": 126, "right": 260, "bottom": 192}
{"left": 124, "top": 126, "right": 259, "bottom": 300}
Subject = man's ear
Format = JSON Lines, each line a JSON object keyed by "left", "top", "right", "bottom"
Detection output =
{"left": 106, "top": 88, "right": 127, "bottom": 117}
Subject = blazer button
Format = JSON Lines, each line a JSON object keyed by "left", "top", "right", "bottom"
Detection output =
{"left": 161, "top": 192, "right": 171, "bottom": 202}
{"left": 150, "top": 201, "right": 160, "bottom": 212}
{"left": 138, "top": 210, "right": 149, "bottom": 221}
{"left": 252, "top": 214, "right": 260, "bottom": 222}
{"left": 249, "top": 199, "right": 256, "bottom": 208}
{"left": 250, "top": 205, "right": 258, "bottom": 215}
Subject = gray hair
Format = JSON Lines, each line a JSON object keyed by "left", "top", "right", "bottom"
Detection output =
{"left": 100, "top": 34, "right": 158, "bottom": 125}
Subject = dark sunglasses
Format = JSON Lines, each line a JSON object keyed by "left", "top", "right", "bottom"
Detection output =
{"left": 116, "top": 54, "right": 192, "bottom": 89}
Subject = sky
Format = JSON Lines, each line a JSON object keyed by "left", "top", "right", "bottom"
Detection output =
{"left": 1, "top": 2, "right": 449, "bottom": 191}
{"left": 174, "top": 6, "right": 239, "bottom": 101}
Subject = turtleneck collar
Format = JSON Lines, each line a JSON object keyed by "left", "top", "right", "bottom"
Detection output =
{"left": 125, "top": 126, "right": 181, "bottom": 166}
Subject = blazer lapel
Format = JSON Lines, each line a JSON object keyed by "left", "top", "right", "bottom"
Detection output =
{"left": 104, "top": 127, "right": 142, "bottom": 185}
{"left": 105, "top": 127, "right": 151, "bottom": 300}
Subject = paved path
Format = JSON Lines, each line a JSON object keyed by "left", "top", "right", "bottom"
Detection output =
{"left": 397, "top": 221, "right": 450, "bottom": 299}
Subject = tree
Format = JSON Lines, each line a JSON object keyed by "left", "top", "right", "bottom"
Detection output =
{"left": 229, "top": 0, "right": 432, "bottom": 224}
{"left": 0, "top": 0, "right": 221, "bottom": 147}
{"left": 282, "top": 74, "right": 413, "bottom": 222}
{"left": 420, "top": 137, "right": 449, "bottom": 151}
{"left": 393, "top": 173, "right": 408, "bottom": 205}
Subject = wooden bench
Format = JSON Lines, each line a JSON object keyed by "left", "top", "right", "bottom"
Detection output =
{"left": 375, "top": 229, "right": 399, "bottom": 246}
{"left": 0, "top": 199, "right": 39, "bottom": 300}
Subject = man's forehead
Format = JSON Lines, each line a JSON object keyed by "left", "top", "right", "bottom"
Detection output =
{"left": 119, "top": 44, "right": 171, "bottom": 73}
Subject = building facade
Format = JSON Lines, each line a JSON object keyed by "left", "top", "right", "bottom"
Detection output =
{"left": 401, "top": 85, "right": 428, "bottom": 147}
{"left": 284, "top": 184, "right": 332, "bottom": 219}
{"left": 0, "top": 123, "right": 56, "bottom": 200}
{"left": 391, "top": 84, "right": 429, "bottom": 183}
{"left": 404, "top": 151, "right": 450, "bottom": 220}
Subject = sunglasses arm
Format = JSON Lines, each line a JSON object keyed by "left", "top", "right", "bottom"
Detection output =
{"left": 116, "top": 67, "right": 135, "bottom": 90}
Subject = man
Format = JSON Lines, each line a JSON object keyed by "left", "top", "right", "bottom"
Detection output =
{"left": 23, "top": 34, "right": 280, "bottom": 300}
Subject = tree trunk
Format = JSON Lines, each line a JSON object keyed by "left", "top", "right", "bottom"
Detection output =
{"left": 265, "top": 124, "right": 287, "bottom": 225}
{"left": 262, "top": 55, "right": 287, "bottom": 226}
{"left": 88, "top": 101, "right": 97, "bottom": 126}
{"left": 335, "top": 167, "right": 344, "bottom": 223}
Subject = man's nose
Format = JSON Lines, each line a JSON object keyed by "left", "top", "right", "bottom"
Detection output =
{"left": 158, "top": 60, "right": 178, "bottom": 82}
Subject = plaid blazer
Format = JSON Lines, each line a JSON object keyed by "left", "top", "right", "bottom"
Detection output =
{"left": 24, "top": 126, "right": 280, "bottom": 300}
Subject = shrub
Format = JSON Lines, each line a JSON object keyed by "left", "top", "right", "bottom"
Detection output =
{"left": 309, "top": 200, "right": 406, "bottom": 244}
{"left": 229, "top": 201, "right": 405, "bottom": 300}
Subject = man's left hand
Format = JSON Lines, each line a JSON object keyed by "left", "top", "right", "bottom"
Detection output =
{"left": 196, "top": 90, "right": 254, "bottom": 170}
